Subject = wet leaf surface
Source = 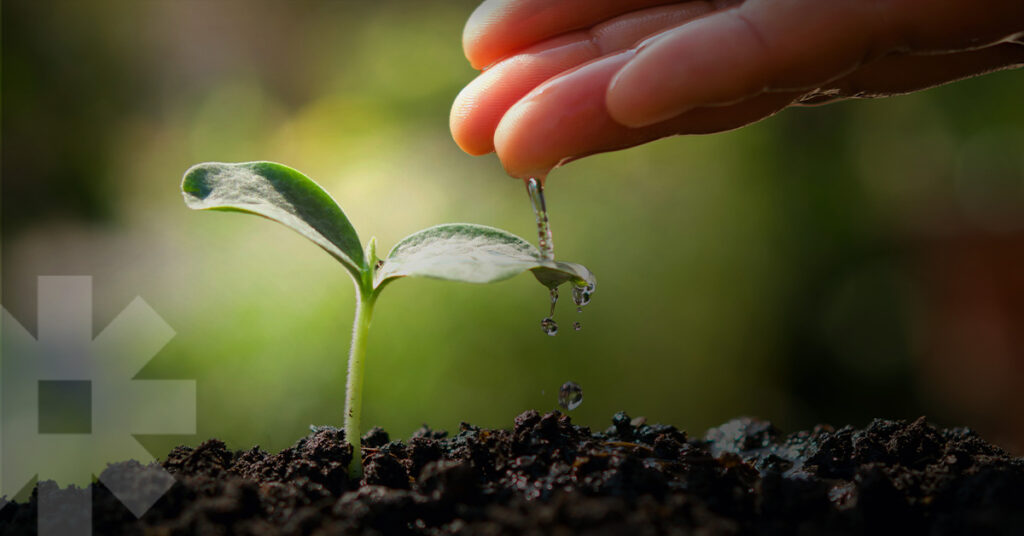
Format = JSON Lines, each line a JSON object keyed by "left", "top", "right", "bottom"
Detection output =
{"left": 375, "top": 223, "right": 595, "bottom": 292}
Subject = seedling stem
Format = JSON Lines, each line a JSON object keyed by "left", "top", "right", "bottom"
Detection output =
{"left": 345, "top": 284, "right": 376, "bottom": 477}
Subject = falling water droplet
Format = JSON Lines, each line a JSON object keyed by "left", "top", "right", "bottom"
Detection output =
{"left": 558, "top": 381, "right": 583, "bottom": 410}
{"left": 525, "top": 177, "right": 554, "bottom": 261}
{"left": 540, "top": 287, "right": 560, "bottom": 335}
{"left": 570, "top": 281, "right": 595, "bottom": 332}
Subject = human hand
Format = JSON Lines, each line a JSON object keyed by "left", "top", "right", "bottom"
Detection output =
{"left": 450, "top": 0, "right": 1024, "bottom": 178}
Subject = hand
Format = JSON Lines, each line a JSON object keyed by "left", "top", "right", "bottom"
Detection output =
{"left": 450, "top": 0, "right": 1024, "bottom": 178}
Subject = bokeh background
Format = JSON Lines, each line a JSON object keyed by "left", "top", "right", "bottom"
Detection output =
{"left": 3, "top": 0, "right": 1024, "bottom": 476}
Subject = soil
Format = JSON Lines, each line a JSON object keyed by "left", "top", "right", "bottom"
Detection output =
{"left": 2, "top": 411, "right": 1023, "bottom": 535}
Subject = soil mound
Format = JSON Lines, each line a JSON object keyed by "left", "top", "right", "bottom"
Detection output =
{"left": 3, "top": 411, "right": 1023, "bottom": 534}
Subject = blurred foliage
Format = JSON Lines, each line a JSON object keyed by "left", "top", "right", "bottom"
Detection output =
{"left": 3, "top": 0, "right": 1023, "bottom": 467}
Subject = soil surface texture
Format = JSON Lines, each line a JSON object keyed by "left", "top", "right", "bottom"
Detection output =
{"left": 2, "top": 411, "right": 1023, "bottom": 535}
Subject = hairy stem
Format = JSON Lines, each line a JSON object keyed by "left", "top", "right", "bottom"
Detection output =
{"left": 344, "top": 285, "right": 376, "bottom": 478}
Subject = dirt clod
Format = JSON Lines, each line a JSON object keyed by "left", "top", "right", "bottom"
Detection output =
{"left": 3, "top": 411, "right": 1023, "bottom": 534}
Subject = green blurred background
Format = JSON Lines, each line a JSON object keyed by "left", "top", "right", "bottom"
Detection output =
{"left": 3, "top": 0, "right": 1024, "bottom": 468}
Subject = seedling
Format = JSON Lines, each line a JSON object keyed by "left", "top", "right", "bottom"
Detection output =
{"left": 181, "top": 161, "right": 595, "bottom": 477}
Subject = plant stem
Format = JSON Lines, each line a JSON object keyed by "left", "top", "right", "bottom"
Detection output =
{"left": 344, "top": 285, "right": 376, "bottom": 478}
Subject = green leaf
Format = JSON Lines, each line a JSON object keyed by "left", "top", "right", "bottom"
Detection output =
{"left": 531, "top": 260, "right": 596, "bottom": 291}
{"left": 182, "top": 162, "right": 365, "bottom": 278}
{"left": 374, "top": 223, "right": 596, "bottom": 291}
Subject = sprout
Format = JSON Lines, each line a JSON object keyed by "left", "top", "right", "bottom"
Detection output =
{"left": 181, "top": 161, "right": 595, "bottom": 477}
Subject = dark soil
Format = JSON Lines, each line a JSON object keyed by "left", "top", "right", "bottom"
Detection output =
{"left": 3, "top": 411, "right": 1024, "bottom": 535}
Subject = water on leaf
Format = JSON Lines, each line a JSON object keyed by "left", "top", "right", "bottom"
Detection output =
{"left": 572, "top": 282, "right": 595, "bottom": 308}
{"left": 528, "top": 177, "right": 597, "bottom": 335}
{"left": 558, "top": 381, "right": 583, "bottom": 410}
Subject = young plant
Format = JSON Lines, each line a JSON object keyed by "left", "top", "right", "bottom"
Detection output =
{"left": 181, "top": 161, "right": 595, "bottom": 477}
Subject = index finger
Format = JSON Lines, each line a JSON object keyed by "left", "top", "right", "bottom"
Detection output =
{"left": 464, "top": 0, "right": 680, "bottom": 68}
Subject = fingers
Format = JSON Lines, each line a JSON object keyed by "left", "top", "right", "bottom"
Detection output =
{"left": 488, "top": 39, "right": 1024, "bottom": 177}
{"left": 452, "top": 2, "right": 717, "bottom": 155}
{"left": 798, "top": 42, "right": 1024, "bottom": 105}
{"left": 605, "top": 0, "right": 1024, "bottom": 128}
{"left": 460, "top": 0, "right": 1024, "bottom": 176}
{"left": 493, "top": 51, "right": 797, "bottom": 178}
{"left": 463, "top": 0, "right": 681, "bottom": 69}
{"left": 606, "top": 0, "right": 889, "bottom": 127}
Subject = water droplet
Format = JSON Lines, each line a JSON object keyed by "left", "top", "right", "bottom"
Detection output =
{"left": 539, "top": 288, "right": 560, "bottom": 335}
{"left": 570, "top": 282, "right": 594, "bottom": 332}
{"left": 526, "top": 177, "right": 594, "bottom": 337}
{"left": 525, "top": 178, "right": 554, "bottom": 261}
{"left": 558, "top": 381, "right": 583, "bottom": 410}
{"left": 572, "top": 282, "right": 595, "bottom": 308}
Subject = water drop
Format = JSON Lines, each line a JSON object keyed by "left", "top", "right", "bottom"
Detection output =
{"left": 571, "top": 282, "right": 595, "bottom": 308}
{"left": 539, "top": 288, "right": 559, "bottom": 335}
{"left": 525, "top": 178, "right": 554, "bottom": 261}
{"left": 558, "top": 381, "right": 583, "bottom": 410}
{"left": 527, "top": 177, "right": 594, "bottom": 336}
{"left": 570, "top": 281, "right": 594, "bottom": 332}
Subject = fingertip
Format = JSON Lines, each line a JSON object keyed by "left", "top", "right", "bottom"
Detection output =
{"left": 462, "top": 30, "right": 487, "bottom": 70}
{"left": 494, "top": 51, "right": 636, "bottom": 178}
{"left": 493, "top": 98, "right": 548, "bottom": 178}
{"left": 450, "top": 82, "right": 497, "bottom": 156}
{"left": 462, "top": 0, "right": 508, "bottom": 69}
{"left": 453, "top": 39, "right": 606, "bottom": 160}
